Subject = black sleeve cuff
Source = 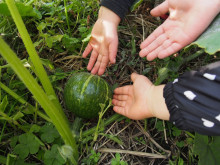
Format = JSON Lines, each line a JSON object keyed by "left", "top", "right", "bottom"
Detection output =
{"left": 100, "top": 0, "right": 136, "bottom": 19}
{"left": 163, "top": 61, "right": 220, "bottom": 136}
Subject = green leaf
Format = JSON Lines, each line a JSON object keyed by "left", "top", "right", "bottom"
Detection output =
{"left": 44, "top": 144, "right": 66, "bottom": 165}
{"left": 62, "top": 34, "right": 79, "bottom": 48}
{"left": 29, "top": 124, "right": 41, "bottom": 133}
{"left": 78, "top": 26, "right": 88, "bottom": 33}
{"left": 193, "top": 134, "right": 220, "bottom": 165}
{"left": 82, "top": 33, "right": 91, "bottom": 43}
{"left": 100, "top": 133, "right": 123, "bottom": 145}
{"left": 131, "top": 0, "right": 143, "bottom": 12}
{"left": 0, "top": 2, "right": 41, "bottom": 19}
{"left": 10, "top": 136, "right": 18, "bottom": 148}
{"left": 192, "top": 14, "right": 220, "bottom": 54}
{"left": 37, "top": 22, "right": 47, "bottom": 33}
{"left": 0, "top": 96, "right": 8, "bottom": 113}
{"left": 45, "top": 35, "right": 63, "bottom": 48}
{"left": 14, "top": 133, "right": 41, "bottom": 159}
{"left": 40, "top": 123, "right": 60, "bottom": 143}
{"left": 12, "top": 111, "right": 24, "bottom": 121}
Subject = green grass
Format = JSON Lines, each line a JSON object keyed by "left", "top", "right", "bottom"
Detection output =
{"left": 0, "top": 0, "right": 220, "bottom": 164}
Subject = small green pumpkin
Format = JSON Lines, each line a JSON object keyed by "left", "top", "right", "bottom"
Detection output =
{"left": 63, "top": 72, "right": 112, "bottom": 119}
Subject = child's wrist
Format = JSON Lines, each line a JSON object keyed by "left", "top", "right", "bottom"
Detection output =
{"left": 98, "top": 6, "right": 121, "bottom": 26}
{"left": 148, "top": 85, "right": 170, "bottom": 120}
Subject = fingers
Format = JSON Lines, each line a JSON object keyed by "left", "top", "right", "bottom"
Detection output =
{"left": 113, "top": 106, "right": 126, "bottom": 116}
{"left": 109, "top": 39, "right": 118, "bottom": 64}
{"left": 114, "top": 85, "right": 131, "bottom": 95}
{"left": 90, "top": 53, "right": 109, "bottom": 75}
{"left": 82, "top": 44, "right": 93, "bottom": 58}
{"left": 151, "top": 1, "right": 169, "bottom": 17}
{"left": 131, "top": 73, "right": 139, "bottom": 82}
{"left": 158, "top": 42, "right": 182, "bottom": 59}
{"left": 140, "top": 32, "right": 167, "bottom": 59}
{"left": 140, "top": 25, "right": 164, "bottom": 50}
{"left": 87, "top": 50, "right": 99, "bottom": 71}
{"left": 97, "top": 55, "right": 109, "bottom": 75}
{"left": 113, "top": 94, "right": 128, "bottom": 101}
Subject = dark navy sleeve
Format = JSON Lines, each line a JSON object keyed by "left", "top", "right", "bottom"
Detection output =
{"left": 100, "top": 0, "right": 136, "bottom": 19}
{"left": 163, "top": 61, "right": 220, "bottom": 136}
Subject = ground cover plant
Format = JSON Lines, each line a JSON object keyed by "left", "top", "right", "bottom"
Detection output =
{"left": 0, "top": 0, "right": 220, "bottom": 164}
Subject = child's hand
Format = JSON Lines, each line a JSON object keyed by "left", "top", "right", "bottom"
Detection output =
{"left": 112, "top": 73, "right": 154, "bottom": 120}
{"left": 82, "top": 6, "right": 120, "bottom": 75}
{"left": 112, "top": 73, "right": 170, "bottom": 120}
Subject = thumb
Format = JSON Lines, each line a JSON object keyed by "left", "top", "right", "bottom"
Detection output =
{"left": 131, "top": 73, "right": 140, "bottom": 82}
{"left": 151, "top": 1, "right": 169, "bottom": 17}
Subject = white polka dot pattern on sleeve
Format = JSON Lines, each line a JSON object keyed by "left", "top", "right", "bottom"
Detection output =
{"left": 201, "top": 118, "right": 215, "bottom": 128}
{"left": 184, "top": 91, "right": 196, "bottom": 100}
{"left": 173, "top": 78, "right": 178, "bottom": 84}
{"left": 203, "top": 73, "right": 216, "bottom": 80}
{"left": 215, "top": 114, "right": 220, "bottom": 122}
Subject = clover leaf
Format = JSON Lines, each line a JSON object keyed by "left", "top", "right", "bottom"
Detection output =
{"left": 44, "top": 144, "right": 66, "bottom": 165}
{"left": 14, "top": 133, "right": 41, "bottom": 159}
{"left": 40, "top": 123, "right": 60, "bottom": 143}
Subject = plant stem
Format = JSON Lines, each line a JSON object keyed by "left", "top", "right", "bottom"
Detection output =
{"left": 93, "top": 101, "right": 112, "bottom": 142}
{"left": 0, "top": 38, "right": 78, "bottom": 163}
{"left": 5, "top": 0, "right": 63, "bottom": 114}
{"left": 82, "top": 113, "right": 125, "bottom": 138}
{"left": 64, "top": 0, "right": 71, "bottom": 34}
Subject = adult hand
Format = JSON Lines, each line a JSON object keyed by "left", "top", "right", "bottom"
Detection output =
{"left": 82, "top": 6, "right": 120, "bottom": 75}
{"left": 139, "top": 0, "right": 220, "bottom": 61}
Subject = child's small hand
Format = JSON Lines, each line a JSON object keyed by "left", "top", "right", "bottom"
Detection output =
{"left": 112, "top": 73, "right": 154, "bottom": 120}
{"left": 112, "top": 73, "right": 170, "bottom": 120}
{"left": 82, "top": 6, "right": 120, "bottom": 75}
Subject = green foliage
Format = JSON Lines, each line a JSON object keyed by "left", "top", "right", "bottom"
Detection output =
{"left": 193, "top": 134, "right": 220, "bottom": 165}
{"left": 81, "top": 149, "right": 101, "bottom": 165}
{"left": 13, "top": 133, "right": 41, "bottom": 159}
{"left": 131, "top": 0, "right": 143, "bottom": 12}
{"left": 40, "top": 123, "right": 60, "bottom": 143}
{"left": 44, "top": 144, "right": 66, "bottom": 165}
{"left": 111, "top": 153, "right": 128, "bottom": 165}
{"left": 0, "top": 2, "right": 42, "bottom": 19}
{"left": 192, "top": 14, "right": 220, "bottom": 54}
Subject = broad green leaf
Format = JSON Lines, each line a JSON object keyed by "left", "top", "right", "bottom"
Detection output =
{"left": 193, "top": 133, "right": 220, "bottom": 165}
{"left": 44, "top": 144, "right": 66, "bottom": 165}
{"left": 192, "top": 14, "right": 220, "bottom": 54}
{"left": 0, "top": 2, "right": 42, "bottom": 19}
{"left": 40, "top": 123, "right": 60, "bottom": 143}
{"left": 14, "top": 133, "right": 41, "bottom": 159}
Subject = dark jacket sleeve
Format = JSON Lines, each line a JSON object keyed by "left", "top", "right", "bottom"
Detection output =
{"left": 163, "top": 61, "right": 220, "bottom": 136}
{"left": 100, "top": 0, "right": 136, "bottom": 19}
